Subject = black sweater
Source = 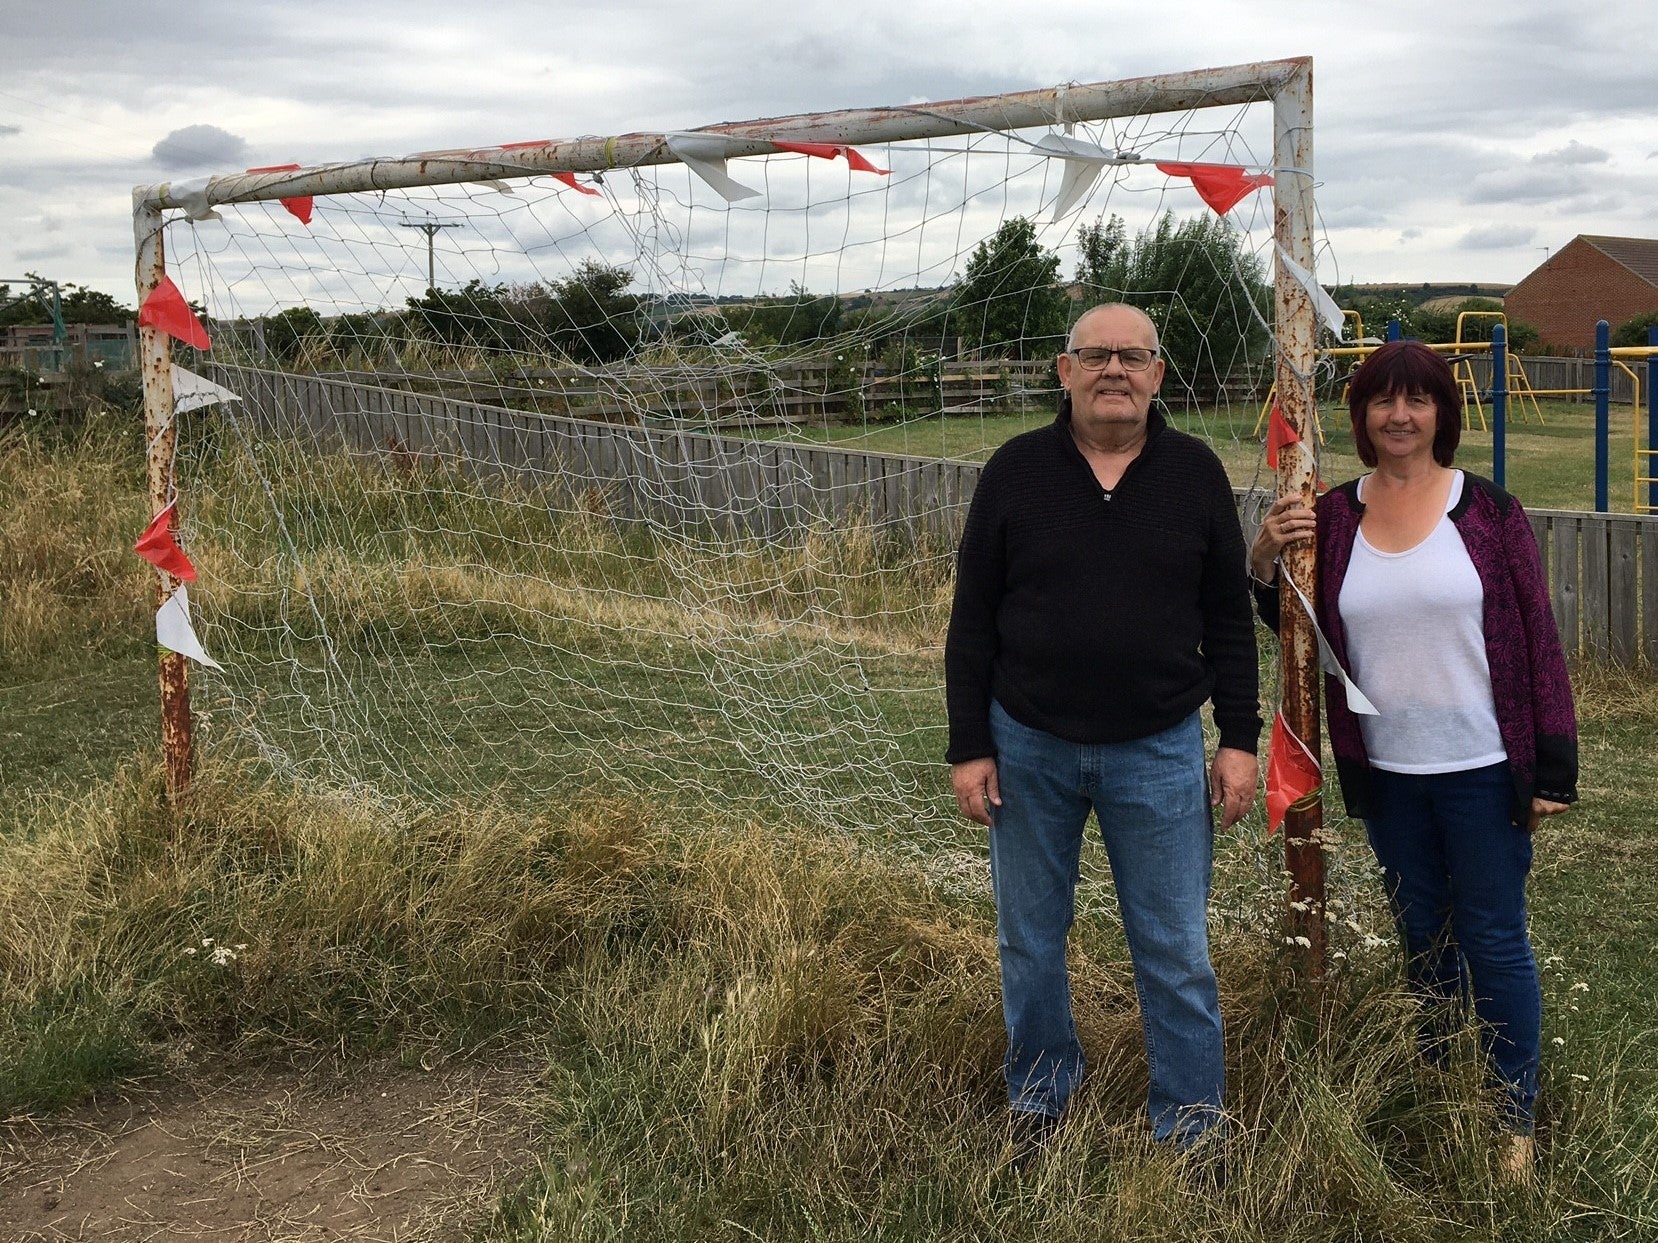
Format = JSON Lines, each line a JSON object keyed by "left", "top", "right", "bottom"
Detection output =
{"left": 944, "top": 406, "right": 1261, "bottom": 764}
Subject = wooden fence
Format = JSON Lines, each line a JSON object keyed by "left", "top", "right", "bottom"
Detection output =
{"left": 251, "top": 357, "right": 1058, "bottom": 428}
{"left": 1456, "top": 354, "right": 1643, "bottom": 405}
{"left": 207, "top": 365, "right": 1657, "bottom": 666}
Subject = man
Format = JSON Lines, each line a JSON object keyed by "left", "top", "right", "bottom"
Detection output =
{"left": 944, "top": 303, "right": 1260, "bottom": 1148}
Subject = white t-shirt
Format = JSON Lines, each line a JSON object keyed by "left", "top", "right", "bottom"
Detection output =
{"left": 1337, "top": 471, "right": 1507, "bottom": 774}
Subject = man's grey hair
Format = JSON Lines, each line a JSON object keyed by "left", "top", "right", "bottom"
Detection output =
{"left": 1066, "top": 302, "right": 1160, "bottom": 353}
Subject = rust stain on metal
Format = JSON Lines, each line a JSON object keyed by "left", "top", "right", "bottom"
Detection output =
{"left": 160, "top": 651, "right": 192, "bottom": 798}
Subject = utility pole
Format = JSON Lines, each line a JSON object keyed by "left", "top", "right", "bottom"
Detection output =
{"left": 399, "top": 220, "right": 462, "bottom": 290}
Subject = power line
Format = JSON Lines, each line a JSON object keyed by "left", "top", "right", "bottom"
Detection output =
{"left": 399, "top": 220, "right": 463, "bottom": 291}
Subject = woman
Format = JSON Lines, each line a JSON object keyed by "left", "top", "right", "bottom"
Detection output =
{"left": 1250, "top": 341, "right": 1577, "bottom": 1179}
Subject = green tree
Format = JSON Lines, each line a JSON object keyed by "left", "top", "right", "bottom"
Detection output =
{"left": 951, "top": 217, "right": 1068, "bottom": 359}
{"left": 724, "top": 282, "right": 844, "bottom": 348}
{"left": 1349, "top": 297, "right": 1540, "bottom": 353}
{"left": 1075, "top": 214, "right": 1128, "bottom": 299}
{"left": 61, "top": 286, "right": 135, "bottom": 323}
{"left": 405, "top": 279, "right": 517, "bottom": 351}
{"left": 538, "top": 261, "right": 641, "bottom": 364}
{"left": 1076, "top": 211, "right": 1271, "bottom": 402}
{"left": 261, "top": 306, "right": 326, "bottom": 364}
{"left": 1612, "top": 309, "right": 1658, "bottom": 349}
{"left": 0, "top": 278, "right": 134, "bottom": 328}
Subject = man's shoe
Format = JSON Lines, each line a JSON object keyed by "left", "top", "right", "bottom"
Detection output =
{"left": 1005, "top": 1109, "right": 1063, "bottom": 1167}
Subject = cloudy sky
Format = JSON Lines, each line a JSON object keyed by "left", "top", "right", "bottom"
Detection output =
{"left": 4, "top": 0, "right": 1656, "bottom": 312}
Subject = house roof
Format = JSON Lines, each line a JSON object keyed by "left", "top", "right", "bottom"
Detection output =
{"left": 1579, "top": 235, "right": 1658, "bottom": 288}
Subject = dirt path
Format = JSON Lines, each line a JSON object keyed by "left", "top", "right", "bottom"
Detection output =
{"left": 0, "top": 1055, "right": 543, "bottom": 1241}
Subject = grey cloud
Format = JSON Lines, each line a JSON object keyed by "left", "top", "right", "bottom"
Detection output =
{"left": 1464, "top": 164, "right": 1592, "bottom": 206}
{"left": 15, "top": 240, "right": 73, "bottom": 263}
{"left": 1320, "top": 204, "right": 1392, "bottom": 229}
{"left": 1534, "top": 140, "right": 1609, "bottom": 165}
{"left": 1459, "top": 224, "right": 1535, "bottom": 250}
{"left": 0, "top": 124, "right": 19, "bottom": 137}
{"left": 152, "top": 125, "right": 249, "bottom": 170}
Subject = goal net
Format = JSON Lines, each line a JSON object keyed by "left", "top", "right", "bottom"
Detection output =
{"left": 137, "top": 61, "right": 1320, "bottom": 849}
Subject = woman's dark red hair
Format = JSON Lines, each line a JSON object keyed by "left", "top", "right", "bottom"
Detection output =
{"left": 1346, "top": 340, "right": 1462, "bottom": 468}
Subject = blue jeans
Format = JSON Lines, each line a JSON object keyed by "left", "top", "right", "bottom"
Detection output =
{"left": 1364, "top": 762, "right": 1541, "bottom": 1129}
{"left": 987, "top": 701, "right": 1223, "bottom": 1144}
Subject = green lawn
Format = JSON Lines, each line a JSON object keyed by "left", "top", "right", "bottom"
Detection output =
{"left": 759, "top": 398, "right": 1650, "bottom": 514}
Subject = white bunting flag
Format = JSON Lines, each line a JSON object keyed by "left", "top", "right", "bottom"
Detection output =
{"left": 1281, "top": 565, "right": 1378, "bottom": 715}
{"left": 168, "top": 176, "right": 223, "bottom": 222}
{"left": 1274, "top": 244, "right": 1346, "bottom": 338}
{"left": 156, "top": 584, "right": 224, "bottom": 671}
{"left": 171, "top": 365, "right": 242, "bottom": 414}
{"left": 665, "top": 134, "right": 761, "bottom": 202}
{"left": 1032, "top": 134, "right": 1114, "bottom": 220}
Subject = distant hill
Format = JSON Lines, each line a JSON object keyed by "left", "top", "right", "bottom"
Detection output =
{"left": 1333, "top": 282, "right": 1513, "bottom": 306}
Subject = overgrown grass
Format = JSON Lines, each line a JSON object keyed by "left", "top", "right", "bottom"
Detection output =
{"left": 2, "top": 758, "right": 1654, "bottom": 1239}
{"left": 4, "top": 405, "right": 1657, "bottom": 1238}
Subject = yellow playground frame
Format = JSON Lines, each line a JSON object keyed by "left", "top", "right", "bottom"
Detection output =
{"left": 1253, "top": 311, "right": 1657, "bottom": 512}
{"left": 1255, "top": 308, "right": 1547, "bottom": 438}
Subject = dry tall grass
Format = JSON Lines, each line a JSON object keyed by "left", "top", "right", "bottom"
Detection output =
{"left": 2, "top": 756, "right": 1652, "bottom": 1240}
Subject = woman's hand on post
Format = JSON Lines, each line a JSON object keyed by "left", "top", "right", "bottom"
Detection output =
{"left": 951, "top": 757, "right": 1001, "bottom": 827}
{"left": 1250, "top": 496, "right": 1315, "bottom": 583}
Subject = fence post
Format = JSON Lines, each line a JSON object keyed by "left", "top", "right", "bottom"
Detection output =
{"left": 1491, "top": 322, "right": 1507, "bottom": 489}
{"left": 1594, "top": 320, "right": 1610, "bottom": 513}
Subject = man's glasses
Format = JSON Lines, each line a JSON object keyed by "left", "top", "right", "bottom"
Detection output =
{"left": 1069, "top": 346, "right": 1157, "bottom": 372}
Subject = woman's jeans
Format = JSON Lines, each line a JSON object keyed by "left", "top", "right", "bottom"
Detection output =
{"left": 1365, "top": 761, "right": 1541, "bottom": 1129}
{"left": 988, "top": 701, "right": 1223, "bottom": 1144}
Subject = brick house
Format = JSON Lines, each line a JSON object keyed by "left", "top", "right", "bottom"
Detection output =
{"left": 1504, "top": 235, "right": 1658, "bottom": 352}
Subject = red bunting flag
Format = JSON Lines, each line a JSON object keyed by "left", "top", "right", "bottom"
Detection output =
{"left": 771, "top": 140, "right": 890, "bottom": 175}
{"left": 1154, "top": 161, "right": 1274, "bottom": 215}
{"left": 1266, "top": 404, "right": 1301, "bottom": 468}
{"left": 246, "top": 165, "right": 314, "bottom": 225}
{"left": 1265, "top": 710, "right": 1321, "bottom": 835}
{"left": 133, "top": 502, "right": 197, "bottom": 582}
{"left": 553, "top": 171, "right": 602, "bottom": 197}
{"left": 491, "top": 145, "right": 602, "bottom": 196}
{"left": 138, "top": 276, "right": 211, "bottom": 350}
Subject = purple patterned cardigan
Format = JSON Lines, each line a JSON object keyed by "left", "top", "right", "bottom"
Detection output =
{"left": 1257, "top": 473, "right": 1578, "bottom": 826}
